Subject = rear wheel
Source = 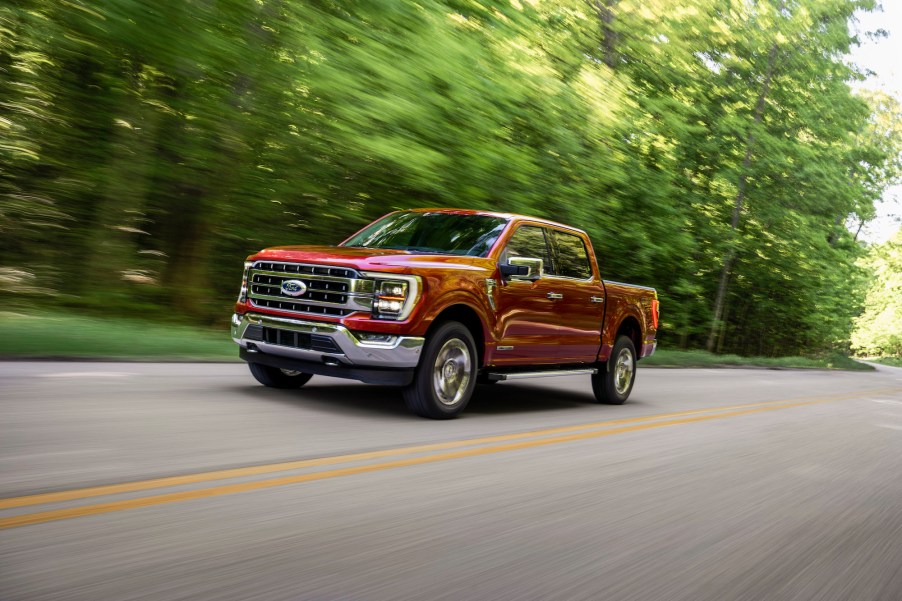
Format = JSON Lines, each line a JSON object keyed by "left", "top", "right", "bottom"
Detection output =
{"left": 248, "top": 363, "right": 313, "bottom": 389}
{"left": 403, "top": 321, "right": 477, "bottom": 419}
{"left": 591, "top": 335, "right": 636, "bottom": 404}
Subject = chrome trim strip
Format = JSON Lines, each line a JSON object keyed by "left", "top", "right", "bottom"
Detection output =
{"left": 248, "top": 292, "right": 373, "bottom": 310}
{"left": 641, "top": 341, "right": 657, "bottom": 358}
{"left": 484, "top": 278, "right": 497, "bottom": 311}
{"left": 602, "top": 279, "right": 657, "bottom": 291}
{"left": 251, "top": 260, "right": 363, "bottom": 278}
{"left": 250, "top": 284, "right": 373, "bottom": 297}
{"left": 232, "top": 313, "right": 424, "bottom": 368}
{"left": 487, "top": 368, "right": 597, "bottom": 381}
{"left": 252, "top": 270, "right": 375, "bottom": 292}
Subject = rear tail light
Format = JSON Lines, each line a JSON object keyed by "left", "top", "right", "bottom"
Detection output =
{"left": 651, "top": 299, "right": 660, "bottom": 329}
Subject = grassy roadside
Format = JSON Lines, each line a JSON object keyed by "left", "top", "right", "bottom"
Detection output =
{"left": 0, "top": 311, "right": 238, "bottom": 361}
{"left": 866, "top": 357, "right": 902, "bottom": 368}
{"left": 642, "top": 349, "right": 873, "bottom": 371}
{"left": 0, "top": 310, "right": 875, "bottom": 370}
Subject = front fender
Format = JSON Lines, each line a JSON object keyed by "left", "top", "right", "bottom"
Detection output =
{"left": 419, "top": 287, "right": 495, "bottom": 340}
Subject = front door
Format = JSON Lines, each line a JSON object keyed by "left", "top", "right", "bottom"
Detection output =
{"left": 493, "top": 225, "right": 568, "bottom": 365}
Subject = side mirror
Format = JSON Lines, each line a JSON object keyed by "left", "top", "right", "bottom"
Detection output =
{"left": 502, "top": 257, "right": 543, "bottom": 281}
{"left": 500, "top": 263, "right": 528, "bottom": 278}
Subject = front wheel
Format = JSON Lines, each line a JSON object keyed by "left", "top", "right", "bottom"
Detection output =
{"left": 591, "top": 335, "right": 636, "bottom": 405}
{"left": 403, "top": 321, "right": 477, "bottom": 419}
{"left": 248, "top": 363, "right": 313, "bottom": 389}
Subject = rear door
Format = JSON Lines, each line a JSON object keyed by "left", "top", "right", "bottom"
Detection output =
{"left": 544, "top": 228, "right": 606, "bottom": 362}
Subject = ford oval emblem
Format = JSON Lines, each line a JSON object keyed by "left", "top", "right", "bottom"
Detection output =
{"left": 281, "top": 279, "right": 307, "bottom": 297}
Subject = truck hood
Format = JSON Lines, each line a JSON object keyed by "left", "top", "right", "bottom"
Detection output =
{"left": 251, "top": 245, "right": 494, "bottom": 273}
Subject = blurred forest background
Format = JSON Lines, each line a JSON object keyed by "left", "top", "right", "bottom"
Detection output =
{"left": 2, "top": 0, "right": 901, "bottom": 358}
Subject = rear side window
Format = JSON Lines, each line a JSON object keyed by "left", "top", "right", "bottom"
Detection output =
{"left": 550, "top": 230, "right": 592, "bottom": 279}
{"left": 500, "top": 226, "right": 552, "bottom": 272}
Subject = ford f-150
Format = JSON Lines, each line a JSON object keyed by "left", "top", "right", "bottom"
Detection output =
{"left": 231, "top": 209, "right": 659, "bottom": 418}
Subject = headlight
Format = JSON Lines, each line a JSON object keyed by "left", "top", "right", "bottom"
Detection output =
{"left": 238, "top": 261, "right": 253, "bottom": 302}
{"left": 363, "top": 273, "right": 421, "bottom": 320}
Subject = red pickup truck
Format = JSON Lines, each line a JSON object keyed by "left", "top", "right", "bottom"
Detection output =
{"left": 231, "top": 209, "right": 659, "bottom": 418}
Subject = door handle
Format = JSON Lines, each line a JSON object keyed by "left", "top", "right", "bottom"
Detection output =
{"left": 547, "top": 292, "right": 563, "bottom": 300}
{"left": 590, "top": 296, "right": 605, "bottom": 303}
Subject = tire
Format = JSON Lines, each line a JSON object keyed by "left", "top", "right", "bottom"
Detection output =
{"left": 591, "top": 335, "right": 636, "bottom": 405}
{"left": 248, "top": 363, "right": 313, "bottom": 389}
{"left": 403, "top": 321, "right": 477, "bottom": 419}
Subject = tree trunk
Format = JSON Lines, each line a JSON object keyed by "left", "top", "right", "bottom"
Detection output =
{"left": 87, "top": 63, "right": 160, "bottom": 290}
{"left": 706, "top": 41, "right": 779, "bottom": 352}
{"left": 588, "top": 0, "right": 619, "bottom": 68}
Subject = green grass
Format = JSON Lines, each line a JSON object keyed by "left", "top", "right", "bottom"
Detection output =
{"left": 0, "top": 310, "right": 877, "bottom": 370}
{"left": 642, "top": 349, "right": 873, "bottom": 371}
{"left": 867, "top": 356, "right": 902, "bottom": 368}
{"left": 0, "top": 311, "right": 238, "bottom": 360}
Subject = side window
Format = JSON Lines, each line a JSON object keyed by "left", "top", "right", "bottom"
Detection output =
{"left": 550, "top": 230, "right": 592, "bottom": 279}
{"left": 500, "top": 226, "right": 552, "bottom": 272}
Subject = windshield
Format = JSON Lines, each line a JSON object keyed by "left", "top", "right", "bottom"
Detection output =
{"left": 341, "top": 212, "right": 509, "bottom": 257}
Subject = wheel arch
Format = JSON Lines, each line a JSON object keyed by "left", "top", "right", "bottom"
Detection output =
{"left": 615, "top": 314, "right": 643, "bottom": 357}
{"left": 427, "top": 303, "right": 488, "bottom": 368}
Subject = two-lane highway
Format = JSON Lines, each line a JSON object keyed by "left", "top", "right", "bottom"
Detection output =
{"left": 2, "top": 361, "right": 902, "bottom": 600}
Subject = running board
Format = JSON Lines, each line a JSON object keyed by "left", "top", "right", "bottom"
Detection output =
{"left": 487, "top": 368, "right": 598, "bottom": 381}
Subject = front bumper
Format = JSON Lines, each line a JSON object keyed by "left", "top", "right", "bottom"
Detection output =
{"left": 231, "top": 312, "right": 425, "bottom": 369}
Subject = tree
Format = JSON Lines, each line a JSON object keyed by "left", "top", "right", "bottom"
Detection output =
{"left": 852, "top": 228, "right": 902, "bottom": 356}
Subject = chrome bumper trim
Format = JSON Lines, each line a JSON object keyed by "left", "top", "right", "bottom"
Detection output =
{"left": 641, "top": 341, "right": 657, "bottom": 358}
{"left": 231, "top": 313, "right": 424, "bottom": 368}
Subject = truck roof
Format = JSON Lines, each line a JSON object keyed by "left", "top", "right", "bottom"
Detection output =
{"left": 406, "top": 208, "right": 587, "bottom": 236}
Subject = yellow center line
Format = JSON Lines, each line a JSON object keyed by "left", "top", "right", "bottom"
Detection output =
{"left": 0, "top": 390, "right": 888, "bottom": 530}
{"left": 3, "top": 388, "right": 893, "bottom": 512}
{"left": 1, "top": 387, "right": 897, "bottom": 513}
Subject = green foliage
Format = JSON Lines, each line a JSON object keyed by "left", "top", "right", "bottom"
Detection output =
{"left": 1, "top": 0, "right": 900, "bottom": 355}
{"left": 851, "top": 228, "right": 902, "bottom": 356}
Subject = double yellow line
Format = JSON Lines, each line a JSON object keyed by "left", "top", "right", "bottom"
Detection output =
{"left": 2, "top": 387, "right": 897, "bottom": 530}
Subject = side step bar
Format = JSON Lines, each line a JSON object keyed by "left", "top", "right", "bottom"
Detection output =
{"left": 487, "top": 368, "right": 598, "bottom": 381}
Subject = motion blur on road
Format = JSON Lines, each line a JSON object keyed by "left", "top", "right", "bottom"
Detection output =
{"left": 3, "top": 362, "right": 902, "bottom": 600}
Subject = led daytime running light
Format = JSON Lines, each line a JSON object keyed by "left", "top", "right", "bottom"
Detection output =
{"left": 363, "top": 272, "right": 421, "bottom": 321}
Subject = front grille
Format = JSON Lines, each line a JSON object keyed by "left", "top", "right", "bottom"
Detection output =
{"left": 247, "top": 261, "right": 373, "bottom": 318}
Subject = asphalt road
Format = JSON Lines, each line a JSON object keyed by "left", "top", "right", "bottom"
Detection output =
{"left": 2, "top": 360, "right": 902, "bottom": 601}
